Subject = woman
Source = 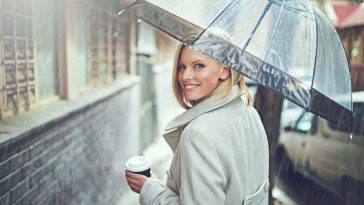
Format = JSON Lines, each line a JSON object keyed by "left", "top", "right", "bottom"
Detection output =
{"left": 126, "top": 34, "right": 269, "bottom": 205}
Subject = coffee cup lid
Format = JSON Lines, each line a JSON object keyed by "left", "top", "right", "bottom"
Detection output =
{"left": 125, "top": 156, "right": 151, "bottom": 172}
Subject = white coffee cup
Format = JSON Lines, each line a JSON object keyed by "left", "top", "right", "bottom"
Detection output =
{"left": 125, "top": 156, "right": 151, "bottom": 177}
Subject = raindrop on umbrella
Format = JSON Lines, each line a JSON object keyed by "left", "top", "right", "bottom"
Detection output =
{"left": 118, "top": 9, "right": 125, "bottom": 15}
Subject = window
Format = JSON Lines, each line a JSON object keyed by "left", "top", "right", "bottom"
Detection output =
{"left": 352, "top": 103, "right": 364, "bottom": 135}
{"left": 33, "top": 0, "right": 58, "bottom": 100}
{"left": 329, "top": 102, "right": 364, "bottom": 135}
{"left": 87, "top": 1, "right": 129, "bottom": 86}
{"left": 0, "top": 0, "right": 35, "bottom": 118}
{"left": 295, "top": 112, "right": 314, "bottom": 133}
{"left": 88, "top": 7, "right": 110, "bottom": 86}
{"left": 112, "top": 16, "right": 129, "bottom": 80}
{"left": 0, "top": 0, "right": 131, "bottom": 119}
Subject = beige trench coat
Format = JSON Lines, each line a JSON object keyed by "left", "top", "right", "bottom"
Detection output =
{"left": 140, "top": 86, "right": 269, "bottom": 205}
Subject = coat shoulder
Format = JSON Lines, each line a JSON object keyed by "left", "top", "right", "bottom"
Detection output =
{"left": 186, "top": 98, "right": 260, "bottom": 130}
{"left": 182, "top": 99, "right": 265, "bottom": 142}
{"left": 185, "top": 103, "right": 230, "bottom": 133}
{"left": 182, "top": 99, "right": 240, "bottom": 138}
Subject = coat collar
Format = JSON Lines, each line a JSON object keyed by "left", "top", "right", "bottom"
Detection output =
{"left": 163, "top": 85, "right": 243, "bottom": 152}
{"left": 165, "top": 85, "right": 242, "bottom": 132}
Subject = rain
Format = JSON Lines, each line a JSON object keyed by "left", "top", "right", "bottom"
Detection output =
{"left": 0, "top": 0, "right": 364, "bottom": 205}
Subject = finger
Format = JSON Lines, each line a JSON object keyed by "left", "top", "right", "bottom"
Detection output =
{"left": 126, "top": 174, "right": 143, "bottom": 184}
{"left": 125, "top": 172, "right": 136, "bottom": 182}
{"left": 126, "top": 177, "right": 140, "bottom": 186}
{"left": 125, "top": 171, "right": 139, "bottom": 178}
{"left": 129, "top": 183, "right": 141, "bottom": 193}
{"left": 129, "top": 183, "right": 142, "bottom": 193}
{"left": 126, "top": 171, "right": 148, "bottom": 181}
{"left": 125, "top": 172, "right": 141, "bottom": 182}
{"left": 126, "top": 179, "right": 140, "bottom": 192}
{"left": 127, "top": 178, "right": 147, "bottom": 190}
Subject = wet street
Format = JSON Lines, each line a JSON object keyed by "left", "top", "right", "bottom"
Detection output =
{"left": 273, "top": 166, "right": 344, "bottom": 205}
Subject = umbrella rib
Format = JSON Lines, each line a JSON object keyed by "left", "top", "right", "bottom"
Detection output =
{"left": 242, "top": 2, "right": 272, "bottom": 51}
{"left": 193, "top": 0, "right": 238, "bottom": 44}
{"left": 270, "top": 0, "right": 312, "bottom": 15}
{"left": 125, "top": 0, "right": 204, "bottom": 44}
{"left": 261, "top": 0, "right": 287, "bottom": 61}
{"left": 255, "top": 0, "right": 286, "bottom": 85}
{"left": 309, "top": 5, "right": 319, "bottom": 113}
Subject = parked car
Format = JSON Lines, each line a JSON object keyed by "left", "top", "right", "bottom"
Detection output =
{"left": 280, "top": 99, "right": 305, "bottom": 130}
{"left": 276, "top": 91, "right": 364, "bottom": 204}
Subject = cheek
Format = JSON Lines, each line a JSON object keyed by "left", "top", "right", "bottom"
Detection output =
{"left": 201, "top": 71, "right": 221, "bottom": 85}
{"left": 207, "top": 78, "right": 220, "bottom": 88}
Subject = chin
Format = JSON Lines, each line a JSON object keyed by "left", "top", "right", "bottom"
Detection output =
{"left": 185, "top": 97, "right": 199, "bottom": 102}
{"left": 185, "top": 95, "right": 204, "bottom": 102}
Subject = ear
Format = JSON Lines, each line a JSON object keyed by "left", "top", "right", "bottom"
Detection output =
{"left": 219, "top": 67, "right": 230, "bottom": 80}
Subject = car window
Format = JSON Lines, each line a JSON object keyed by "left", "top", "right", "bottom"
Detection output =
{"left": 295, "top": 112, "right": 314, "bottom": 133}
{"left": 328, "top": 102, "right": 364, "bottom": 135}
{"left": 352, "top": 103, "right": 364, "bottom": 135}
{"left": 310, "top": 115, "right": 318, "bottom": 135}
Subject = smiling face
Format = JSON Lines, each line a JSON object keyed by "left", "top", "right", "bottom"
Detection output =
{"left": 177, "top": 47, "right": 229, "bottom": 102}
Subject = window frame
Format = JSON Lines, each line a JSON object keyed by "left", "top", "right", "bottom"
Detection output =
{"left": 0, "top": 1, "right": 36, "bottom": 118}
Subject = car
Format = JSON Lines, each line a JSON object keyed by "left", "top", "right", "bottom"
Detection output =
{"left": 280, "top": 99, "right": 305, "bottom": 130}
{"left": 276, "top": 91, "right": 364, "bottom": 204}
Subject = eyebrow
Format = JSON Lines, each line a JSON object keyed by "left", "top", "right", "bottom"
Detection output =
{"left": 192, "top": 60, "right": 204, "bottom": 64}
{"left": 179, "top": 59, "right": 204, "bottom": 64}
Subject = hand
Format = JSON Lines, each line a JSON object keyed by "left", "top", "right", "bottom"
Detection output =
{"left": 125, "top": 171, "right": 149, "bottom": 193}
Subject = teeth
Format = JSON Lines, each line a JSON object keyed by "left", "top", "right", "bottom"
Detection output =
{"left": 185, "top": 84, "right": 199, "bottom": 89}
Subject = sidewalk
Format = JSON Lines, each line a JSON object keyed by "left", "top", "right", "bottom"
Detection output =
{"left": 117, "top": 136, "right": 174, "bottom": 205}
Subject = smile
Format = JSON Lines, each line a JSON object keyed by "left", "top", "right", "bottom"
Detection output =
{"left": 183, "top": 84, "right": 200, "bottom": 91}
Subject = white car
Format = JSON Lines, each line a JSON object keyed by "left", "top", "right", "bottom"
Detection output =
{"left": 276, "top": 91, "right": 364, "bottom": 204}
{"left": 280, "top": 99, "right": 305, "bottom": 130}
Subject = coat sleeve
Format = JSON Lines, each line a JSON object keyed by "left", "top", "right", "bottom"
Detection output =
{"left": 139, "top": 178, "right": 180, "bottom": 205}
{"left": 139, "top": 126, "right": 226, "bottom": 205}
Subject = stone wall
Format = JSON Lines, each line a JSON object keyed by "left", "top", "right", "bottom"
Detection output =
{"left": 0, "top": 81, "right": 140, "bottom": 205}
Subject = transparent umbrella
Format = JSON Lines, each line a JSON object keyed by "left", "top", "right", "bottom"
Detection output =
{"left": 122, "top": 0, "right": 353, "bottom": 131}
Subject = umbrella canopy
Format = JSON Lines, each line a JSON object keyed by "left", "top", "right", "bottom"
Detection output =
{"left": 123, "top": 0, "right": 353, "bottom": 131}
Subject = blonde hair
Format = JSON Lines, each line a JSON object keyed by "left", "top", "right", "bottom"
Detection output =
{"left": 172, "top": 31, "right": 252, "bottom": 110}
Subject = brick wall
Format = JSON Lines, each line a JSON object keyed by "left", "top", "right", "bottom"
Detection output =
{"left": 0, "top": 84, "right": 140, "bottom": 205}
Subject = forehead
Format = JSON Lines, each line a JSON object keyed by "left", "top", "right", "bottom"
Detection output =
{"left": 179, "top": 47, "right": 211, "bottom": 62}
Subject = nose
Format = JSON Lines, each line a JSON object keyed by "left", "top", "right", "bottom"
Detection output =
{"left": 181, "top": 67, "right": 194, "bottom": 80}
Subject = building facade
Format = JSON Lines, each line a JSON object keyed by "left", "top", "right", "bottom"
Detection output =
{"left": 0, "top": 0, "right": 143, "bottom": 204}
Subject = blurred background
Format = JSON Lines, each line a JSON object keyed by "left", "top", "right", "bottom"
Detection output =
{"left": 0, "top": 0, "right": 363, "bottom": 204}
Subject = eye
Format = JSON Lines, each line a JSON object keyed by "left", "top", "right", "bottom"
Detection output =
{"left": 194, "top": 63, "right": 205, "bottom": 69}
{"left": 177, "top": 64, "right": 186, "bottom": 70}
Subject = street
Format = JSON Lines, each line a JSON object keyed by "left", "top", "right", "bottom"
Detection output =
{"left": 273, "top": 163, "right": 344, "bottom": 205}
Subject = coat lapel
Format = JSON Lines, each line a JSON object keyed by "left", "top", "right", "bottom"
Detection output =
{"left": 163, "top": 85, "right": 243, "bottom": 152}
